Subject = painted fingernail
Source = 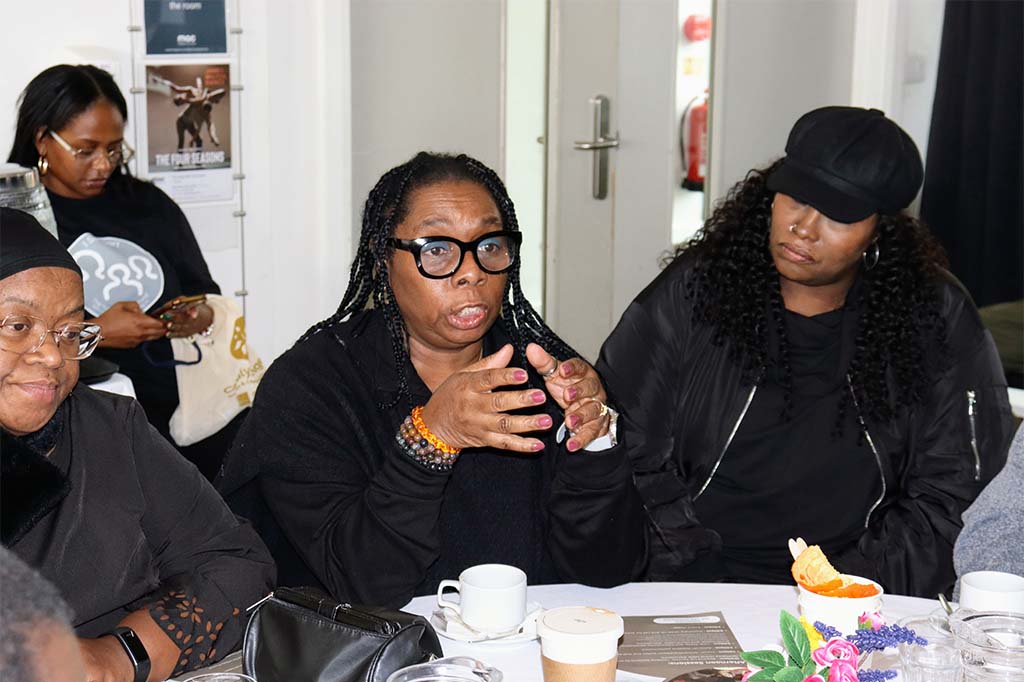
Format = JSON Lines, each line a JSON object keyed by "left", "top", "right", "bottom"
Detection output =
{"left": 538, "top": 415, "right": 553, "bottom": 428}
{"left": 161, "top": 313, "right": 172, "bottom": 321}
{"left": 568, "top": 414, "right": 581, "bottom": 429}
{"left": 532, "top": 391, "right": 546, "bottom": 403}
{"left": 513, "top": 370, "right": 527, "bottom": 381}
{"left": 531, "top": 441, "right": 545, "bottom": 452}
{"left": 567, "top": 387, "right": 578, "bottom": 401}
{"left": 567, "top": 439, "right": 579, "bottom": 452}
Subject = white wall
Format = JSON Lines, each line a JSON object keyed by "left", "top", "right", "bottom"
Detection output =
{"left": 0, "top": 0, "right": 351, "bottom": 362}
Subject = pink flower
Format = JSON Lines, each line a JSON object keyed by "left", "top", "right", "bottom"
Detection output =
{"left": 812, "top": 637, "right": 860, "bottom": 667}
{"left": 827, "top": 661, "right": 859, "bottom": 682}
{"left": 740, "top": 670, "right": 755, "bottom": 682}
{"left": 803, "top": 676, "right": 826, "bottom": 682}
{"left": 858, "top": 611, "right": 885, "bottom": 630}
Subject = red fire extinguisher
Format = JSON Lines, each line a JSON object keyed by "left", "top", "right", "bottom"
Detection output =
{"left": 680, "top": 90, "right": 708, "bottom": 191}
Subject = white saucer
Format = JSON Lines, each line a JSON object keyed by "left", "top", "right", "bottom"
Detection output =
{"left": 430, "top": 602, "right": 542, "bottom": 646}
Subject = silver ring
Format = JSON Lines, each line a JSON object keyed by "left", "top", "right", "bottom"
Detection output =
{"left": 540, "top": 364, "right": 558, "bottom": 379}
{"left": 580, "top": 397, "right": 608, "bottom": 417}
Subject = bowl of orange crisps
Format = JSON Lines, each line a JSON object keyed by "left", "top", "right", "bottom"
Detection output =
{"left": 790, "top": 537, "right": 883, "bottom": 635}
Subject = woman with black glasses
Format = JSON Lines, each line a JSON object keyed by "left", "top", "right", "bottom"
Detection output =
{"left": 218, "top": 152, "right": 646, "bottom": 606}
{"left": 8, "top": 65, "right": 235, "bottom": 480}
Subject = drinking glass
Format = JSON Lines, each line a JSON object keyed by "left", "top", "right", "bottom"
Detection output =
{"left": 950, "top": 610, "right": 1024, "bottom": 681}
{"left": 897, "top": 613, "right": 962, "bottom": 682}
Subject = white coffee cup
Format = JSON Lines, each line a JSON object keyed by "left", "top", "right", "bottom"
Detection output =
{"left": 537, "top": 606, "right": 623, "bottom": 682}
{"left": 436, "top": 563, "right": 527, "bottom": 633}
{"left": 959, "top": 571, "right": 1024, "bottom": 613}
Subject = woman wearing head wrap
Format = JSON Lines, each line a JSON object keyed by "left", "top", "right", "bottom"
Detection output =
{"left": 218, "top": 152, "right": 646, "bottom": 606}
{"left": 8, "top": 65, "right": 233, "bottom": 480}
{"left": 0, "top": 208, "right": 274, "bottom": 681}
{"left": 597, "top": 106, "right": 1014, "bottom": 597}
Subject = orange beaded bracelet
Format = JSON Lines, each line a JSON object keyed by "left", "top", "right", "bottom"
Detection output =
{"left": 411, "top": 405, "right": 461, "bottom": 455}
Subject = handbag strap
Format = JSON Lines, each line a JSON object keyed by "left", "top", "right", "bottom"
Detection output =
{"left": 141, "top": 340, "right": 203, "bottom": 368}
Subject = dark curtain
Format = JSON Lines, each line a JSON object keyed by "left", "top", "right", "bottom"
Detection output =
{"left": 920, "top": 0, "right": 1023, "bottom": 309}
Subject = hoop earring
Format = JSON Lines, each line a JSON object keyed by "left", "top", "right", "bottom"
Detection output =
{"left": 37, "top": 155, "right": 48, "bottom": 176}
{"left": 863, "top": 241, "right": 880, "bottom": 270}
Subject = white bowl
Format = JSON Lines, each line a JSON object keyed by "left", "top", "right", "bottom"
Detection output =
{"left": 796, "top": 576, "right": 884, "bottom": 636}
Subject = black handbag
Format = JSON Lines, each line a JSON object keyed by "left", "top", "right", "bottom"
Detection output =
{"left": 242, "top": 586, "right": 443, "bottom": 682}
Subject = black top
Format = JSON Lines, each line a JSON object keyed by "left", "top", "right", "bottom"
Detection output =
{"left": 693, "top": 304, "right": 878, "bottom": 584}
{"left": 218, "top": 310, "right": 647, "bottom": 607}
{"left": 48, "top": 180, "right": 220, "bottom": 437}
{"left": 3, "top": 386, "right": 275, "bottom": 675}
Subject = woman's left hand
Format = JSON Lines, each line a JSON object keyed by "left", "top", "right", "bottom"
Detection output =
{"left": 78, "top": 636, "right": 134, "bottom": 682}
{"left": 162, "top": 302, "right": 214, "bottom": 338}
{"left": 526, "top": 342, "right": 611, "bottom": 452}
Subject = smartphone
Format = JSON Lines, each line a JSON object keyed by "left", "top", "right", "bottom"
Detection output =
{"left": 150, "top": 294, "right": 207, "bottom": 317}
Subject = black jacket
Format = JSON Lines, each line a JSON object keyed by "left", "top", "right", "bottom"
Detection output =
{"left": 597, "top": 255, "right": 1014, "bottom": 597}
{"left": 218, "top": 310, "right": 646, "bottom": 607}
{"left": 2, "top": 387, "right": 275, "bottom": 674}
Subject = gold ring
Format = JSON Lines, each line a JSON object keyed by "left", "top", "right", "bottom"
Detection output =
{"left": 580, "top": 396, "right": 608, "bottom": 417}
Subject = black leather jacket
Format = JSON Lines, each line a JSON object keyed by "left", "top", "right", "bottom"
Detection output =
{"left": 597, "top": 254, "right": 1014, "bottom": 597}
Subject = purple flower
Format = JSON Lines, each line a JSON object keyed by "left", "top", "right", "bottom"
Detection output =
{"left": 847, "top": 624, "right": 927, "bottom": 653}
{"left": 813, "top": 637, "right": 860, "bottom": 666}
{"left": 858, "top": 670, "right": 898, "bottom": 682}
{"left": 815, "top": 621, "right": 844, "bottom": 640}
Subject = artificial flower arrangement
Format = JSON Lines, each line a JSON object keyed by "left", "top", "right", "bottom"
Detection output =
{"left": 739, "top": 610, "right": 926, "bottom": 682}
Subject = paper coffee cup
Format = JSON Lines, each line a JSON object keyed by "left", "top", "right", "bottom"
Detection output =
{"left": 537, "top": 606, "right": 623, "bottom": 682}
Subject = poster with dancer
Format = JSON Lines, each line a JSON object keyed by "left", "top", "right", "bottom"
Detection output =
{"left": 145, "top": 62, "right": 233, "bottom": 202}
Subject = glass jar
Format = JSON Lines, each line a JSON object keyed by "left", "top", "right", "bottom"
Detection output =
{"left": 386, "top": 656, "right": 503, "bottom": 682}
{"left": 0, "top": 164, "right": 59, "bottom": 236}
{"left": 950, "top": 610, "right": 1024, "bottom": 681}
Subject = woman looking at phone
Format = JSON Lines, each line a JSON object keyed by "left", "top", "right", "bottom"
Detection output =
{"left": 7, "top": 64, "right": 234, "bottom": 479}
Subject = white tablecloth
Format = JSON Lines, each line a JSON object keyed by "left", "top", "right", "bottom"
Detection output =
{"left": 173, "top": 582, "right": 938, "bottom": 681}
{"left": 402, "top": 582, "right": 938, "bottom": 682}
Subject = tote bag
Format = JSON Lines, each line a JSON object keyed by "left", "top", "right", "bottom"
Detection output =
{"left": 168, "top": 294, "right": 265, "bottom": 446}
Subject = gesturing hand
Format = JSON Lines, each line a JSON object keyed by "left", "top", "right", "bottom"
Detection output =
{"left": 94, "top": 301, "right": 167, "bottom": 349}
{"left": 525, "top": 342, "right": 610, "bottom": 452}
{"left": 420, "top": 344, "right": 553, "bottom": 454}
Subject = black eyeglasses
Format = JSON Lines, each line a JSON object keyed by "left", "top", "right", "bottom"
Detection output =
{"left": 389, "top": 230, "right": 522, "bottom": 279}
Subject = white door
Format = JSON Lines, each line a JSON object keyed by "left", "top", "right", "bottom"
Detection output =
{"left": 544, "top": 0, "right": 679, "bottom": 361}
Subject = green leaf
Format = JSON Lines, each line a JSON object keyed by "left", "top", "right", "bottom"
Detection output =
{"left": 749, "top": 671, "right": 777, "bottom": 682}
{"left": 741, "top": 650, "right": 787, "bottom": 670}
{"left": 773, "top": 667, "right": 805, "bottom": 682}
{"left": 780, "top": 610, "right": 812, "bottom": 667}
{"left": 802, "top": 658, "right": 818, "bottom": 676}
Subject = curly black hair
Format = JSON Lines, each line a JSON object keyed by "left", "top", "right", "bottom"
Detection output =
{"left": 298, "top": 151, "right": 577, "bottom": 409}
{"left": 671, "top": 160, "right": 949, "bottom": 428}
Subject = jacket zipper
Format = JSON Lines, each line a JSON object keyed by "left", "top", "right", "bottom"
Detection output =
{"left": 847, "top": 379, "right": 886, "bottom": 529}
{"left": 695, "top": 385, "right": 757, "bottom": 500}
{"left": 967, "top": 390, "right": 981, "bottom": 481}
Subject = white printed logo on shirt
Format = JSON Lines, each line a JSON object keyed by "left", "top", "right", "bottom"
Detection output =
{"left": 68, "top": 233, "right": 166, "bottom": 317}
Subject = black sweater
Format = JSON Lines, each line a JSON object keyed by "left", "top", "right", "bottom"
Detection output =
{"left": 218, "top": 310, "right": 646, "bottom": 607}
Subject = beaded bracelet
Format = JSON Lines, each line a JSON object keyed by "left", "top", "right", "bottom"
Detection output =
{"left": 396, "top": 414, "right": 460, "bottom": 472}
{"left": 410, "top": 405, "right": 461, "bottom": 455}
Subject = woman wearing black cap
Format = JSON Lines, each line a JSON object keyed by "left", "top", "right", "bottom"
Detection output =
{"left": 0, "top": 208, "right": 274, "bottom": 681}
{"left": 598, "top": 106, "right": 1014, "bottom": 597}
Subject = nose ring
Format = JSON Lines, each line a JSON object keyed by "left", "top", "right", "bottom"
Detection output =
{"left": 789, "top": 224, "right": 798, "bottom": 233}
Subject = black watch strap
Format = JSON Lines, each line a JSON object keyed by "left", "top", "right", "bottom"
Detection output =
{"left": 109, "top": 627, "right": 151, "bottom": 682}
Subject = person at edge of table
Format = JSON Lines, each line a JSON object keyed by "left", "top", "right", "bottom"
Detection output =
{"left": 7, "top": 64, "right": 238, "bottom": 481}
{"left": 954, "top": 421, "right": 1024, "bottom": 586}
{"left": 218, "top": 152, "right": 647, "bottom": 606}
{"left": 596, "top": 106, "right": 1014, "bottom": 597}
{"left": 0, "top": 546, "right": 86, "bottom": 682}
{"left": 0, "top": 208, "right": 275, "bottom": 681}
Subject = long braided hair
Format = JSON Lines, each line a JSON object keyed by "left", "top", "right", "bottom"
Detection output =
{"left": 299, "top": 152, "right": 576, "bottom": 409}
{"left": 672, "top": 160, "right": 950, "bottom": 428}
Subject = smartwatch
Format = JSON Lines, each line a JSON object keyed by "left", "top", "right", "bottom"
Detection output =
{"left": 109, "top": 627, "right": 151, "bottom": 682}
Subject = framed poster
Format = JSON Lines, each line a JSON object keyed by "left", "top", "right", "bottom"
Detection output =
{"left": 144, "top": 0, "right": 227, "bottom": 55}
{"left": 145, "top": 63, "right": 233, "bottom": 203}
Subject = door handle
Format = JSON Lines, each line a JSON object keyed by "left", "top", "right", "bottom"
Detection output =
{"left": 572, "top": 95, "right": 617, "bottom": 199}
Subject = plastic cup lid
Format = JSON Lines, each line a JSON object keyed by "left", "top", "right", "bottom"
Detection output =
{"left": 537, "top": 606, "right": 624, "bottom": 639}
